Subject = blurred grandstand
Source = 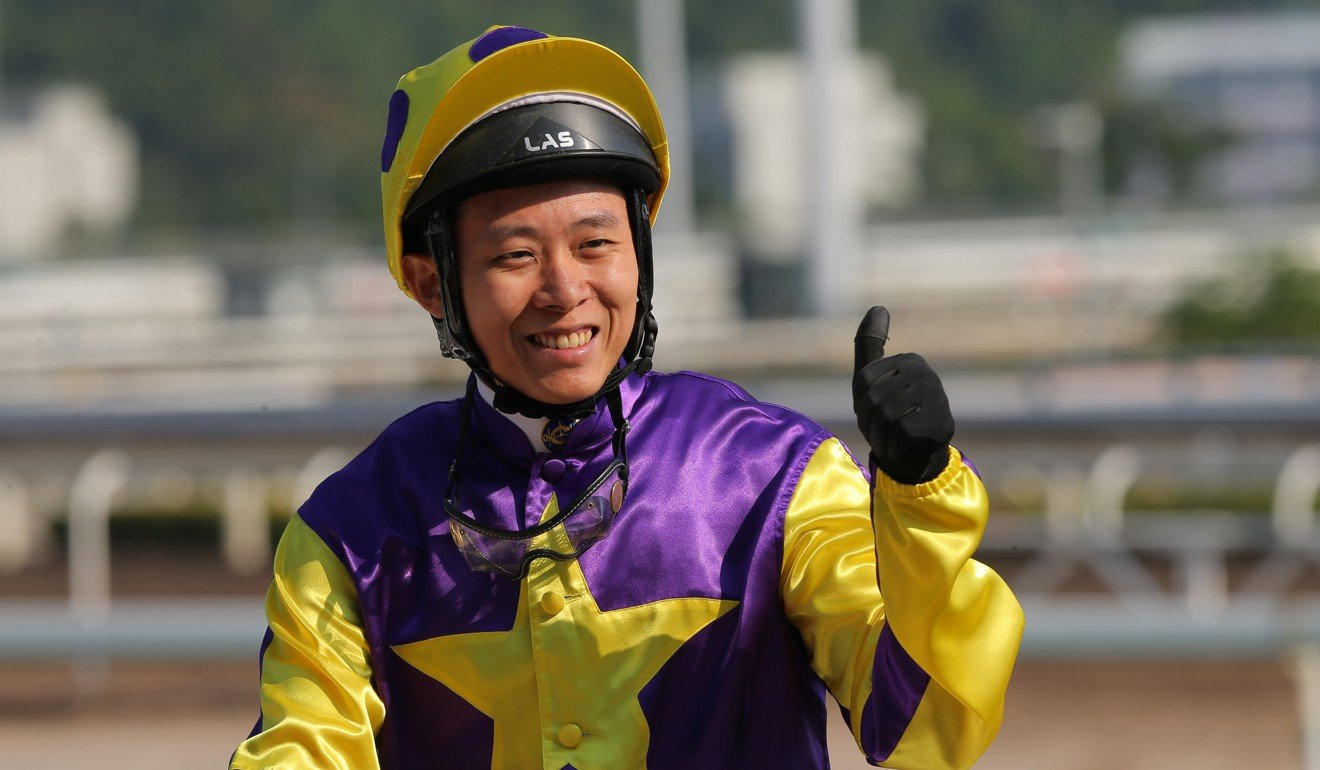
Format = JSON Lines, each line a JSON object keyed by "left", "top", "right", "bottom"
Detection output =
{"left": 0, "top": 206, "right": 1316, "bottom": 768}
{"left": 2, "top": 2, "right": 1320, "bottom": 768}
{"left": 0, "top": 189, "right": 1310, "bottom": 770}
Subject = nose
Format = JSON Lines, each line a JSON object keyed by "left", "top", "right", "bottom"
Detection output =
{"left": 533, "top": 249, "right": 590, "bottom": 311}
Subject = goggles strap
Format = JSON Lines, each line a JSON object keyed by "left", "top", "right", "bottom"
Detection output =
{"left": 446, "top": 377, "right": 629, "bottom": 541}
{"left": 605, "top": 387, "right": 630, "bottom": 486}
{"left": 445, "top": 377, "right": 478, "bottom": 499}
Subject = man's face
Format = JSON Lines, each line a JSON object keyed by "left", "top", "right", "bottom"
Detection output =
{"left": 453, "top": 178, "right": 639, "bottom": 405}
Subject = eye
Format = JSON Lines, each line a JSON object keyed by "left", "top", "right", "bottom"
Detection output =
{"left": 495, "top": 249, "right": 534, "bottom": 265}
{"left": 580, "top": 238, "right": 611, "bottom": 250}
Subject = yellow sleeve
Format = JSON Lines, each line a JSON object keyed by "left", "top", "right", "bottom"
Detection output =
{"left": 230, "top": 514, "right": 386, "bottom": 770}
{"left": 781, "top": 438, "right": 1024, "bottom": 769}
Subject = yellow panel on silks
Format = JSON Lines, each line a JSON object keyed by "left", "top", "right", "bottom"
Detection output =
{"left": 393, "top": 495, "right": 739, "bottom": 769}
{"left": 233, "top": 370, "right": 1022, "bottom": 768}
{"left": 230, "top": 516, "right": 385, "bottom": 770}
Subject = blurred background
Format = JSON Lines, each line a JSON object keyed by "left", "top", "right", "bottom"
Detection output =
{"left": 1, "top": 1, "right": 1319, "bottom": 767}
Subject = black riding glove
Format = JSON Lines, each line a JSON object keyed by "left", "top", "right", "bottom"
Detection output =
{"left": 852, "top": 306, "right": 955, "bottom": 485}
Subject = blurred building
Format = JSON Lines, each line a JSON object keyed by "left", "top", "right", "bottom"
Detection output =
{"left": 1122, "top": 11, "right": 1320, "bottom": 203}
{"left": 0, "top": 85, "right": 138, "bottom": 259}
{"left": 724, "top": 52, "right": 923, "bottom": 262}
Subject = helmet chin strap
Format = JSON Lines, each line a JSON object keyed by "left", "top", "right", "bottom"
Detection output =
{"left": 488, "top": 356, "right": 643, "bottom": 420}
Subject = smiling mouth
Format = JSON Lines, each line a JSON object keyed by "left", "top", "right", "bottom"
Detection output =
{"left": 531, "top": 329, "right": 596, "bottom": 350}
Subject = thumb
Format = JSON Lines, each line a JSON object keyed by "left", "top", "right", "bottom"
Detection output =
{"left": 854, "top": 306, "right": 890, "bottom": 373}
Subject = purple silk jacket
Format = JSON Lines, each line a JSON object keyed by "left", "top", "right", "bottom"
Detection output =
{"left": 231, "top": 369, "right": 1023, "bottom": 770}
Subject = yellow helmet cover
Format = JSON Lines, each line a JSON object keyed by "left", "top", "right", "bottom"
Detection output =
{"left": 379, "top": 26, "right": 670, "bottom": 297}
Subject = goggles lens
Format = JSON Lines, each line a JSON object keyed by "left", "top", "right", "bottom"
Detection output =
{"left": 446, "top": 460, "right": 627, "bottom": 579}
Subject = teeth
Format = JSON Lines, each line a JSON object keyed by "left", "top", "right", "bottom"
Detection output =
{"left": 536, "top": 330, "right": 592, "bottom": 349}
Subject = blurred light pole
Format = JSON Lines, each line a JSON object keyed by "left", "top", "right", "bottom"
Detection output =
{"left": 1033, "top": 102, "right": 1105, "bottom": 219}
{"left": 0, "top": 0, "right": 6, "bottom": 108}
{"left": 800, "top": 0, "right": 860, "bottom": 316}
{"left": 637, "top": 0, "right": 695, "bottom": 235}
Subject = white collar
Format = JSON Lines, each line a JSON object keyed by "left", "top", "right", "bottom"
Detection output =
{"left": 475, "top": 379, "right": 545, "bottom": 452}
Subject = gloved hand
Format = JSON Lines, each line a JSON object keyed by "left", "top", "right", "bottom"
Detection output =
{"left": 852, "top": 306, "right": 954, "bottom": 485}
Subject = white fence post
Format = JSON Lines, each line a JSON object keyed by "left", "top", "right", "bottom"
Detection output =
{"left": 1295, "top": 645, "right": 1320, "bottom": 770}
{"left": 0, "top": 471, "right": 35, "bottom": 574}
{"left": 67, "top": 448, "right": 131, "bottom": 694}
{"left": 222, "top": 471, "right": 270, "bottom": 576}
{"left": 1274, "top": 444, "right": 1320, "bottom": 544}
{"left": 294, "top": 447, "right": 352, "bottom": 511}
{"left": 1085, "top": 445, "right": 1143, "bottom": 542}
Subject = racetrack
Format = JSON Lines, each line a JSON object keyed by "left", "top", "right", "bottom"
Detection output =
{"left": 0, "top": 657, "right": 1298, "bottom": 769}
{"left": 0, "top": 545, "right": 1306, "bottom": 769}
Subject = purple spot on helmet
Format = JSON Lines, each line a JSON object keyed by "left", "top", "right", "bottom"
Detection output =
{"left": 469, "top": 26, "right": 548, "bottom": 63}
{"left": 381, "top": 89, "right": 409, "bottom": 173}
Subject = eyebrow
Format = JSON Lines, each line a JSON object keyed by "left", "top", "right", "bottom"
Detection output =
{"left": 485, "top": 223, "right": 540, "bottom": 243}
{"left": 571, "top": 211, "right": 622, "bottom": 230}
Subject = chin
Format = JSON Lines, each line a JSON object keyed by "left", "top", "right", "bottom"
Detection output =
{"left": 529, "top": 371, "right": 612, "bottom": 405}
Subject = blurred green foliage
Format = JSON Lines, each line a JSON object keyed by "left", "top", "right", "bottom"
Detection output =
{"left": 2, "top": 1, "right": 643, "bottom": 236}
{"left": 50, "top": 506, "right": 292, "bottom": 549}
{"left": 1163, "top": 251, "right": 1320, "bottom": 346}
{"left": 1099, "top": 96, "right": 1236, "bottom": 201}
{"left": 0, "top": 0, "right": 1308, "bottom": 233}
{"left": 50, "top": 506, "right": 221, "bottom": 548}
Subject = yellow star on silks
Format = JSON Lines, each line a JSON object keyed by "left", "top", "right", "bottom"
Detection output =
{"left": 392, "top": 494, "right": 739, "bottom": 769}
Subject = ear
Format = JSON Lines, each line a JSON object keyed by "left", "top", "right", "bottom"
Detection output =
{"left": 400, "top": 252, "right": 446, "bottom": 319}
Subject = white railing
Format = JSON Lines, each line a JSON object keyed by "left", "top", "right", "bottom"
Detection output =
{"left": 0, "top": 443, "right": 354, "bottom": 673}
{"left": 0, "top": 436, "right": 1313, "bottom": 666}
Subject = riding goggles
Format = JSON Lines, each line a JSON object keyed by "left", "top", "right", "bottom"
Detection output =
{"left": 444, "top": 381, "right": 630, "bottom": 580}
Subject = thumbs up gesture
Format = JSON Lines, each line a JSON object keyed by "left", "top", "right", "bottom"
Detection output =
{"left": 852, "top": 307, "right": 954, "bottom": 485}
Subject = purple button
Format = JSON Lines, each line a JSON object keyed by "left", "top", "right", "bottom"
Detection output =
{"left": 541, "top": 458, "right": 566, "bottom": 483}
